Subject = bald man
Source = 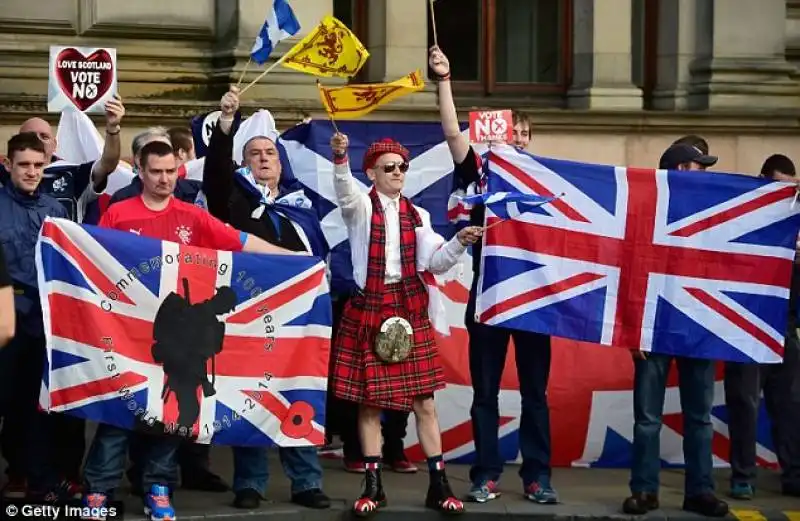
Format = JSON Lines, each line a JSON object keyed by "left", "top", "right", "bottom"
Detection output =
{"left": 0, "top": 96, "right": 125, "bottom": 224}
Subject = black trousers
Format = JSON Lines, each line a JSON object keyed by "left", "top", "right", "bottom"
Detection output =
{"left": 724, "top": 334, "right": 800, "bottom": 488}
{"left": 0, "top": 330, "right": 85, "bottom": 489}
{"left": 326, "top": 292, "right": 410, "bottom": 461}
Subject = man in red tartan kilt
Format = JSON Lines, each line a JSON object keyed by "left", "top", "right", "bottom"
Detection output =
{"left": 329, "top": 132, "right": 483, "bottom": 517}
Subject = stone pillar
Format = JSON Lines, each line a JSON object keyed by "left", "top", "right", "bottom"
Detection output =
{"left": 687, "top": 0, "right": 800, "bottom": 110}
{"left": 568, "top": 0, "right": 643, "bottom": 109}
{"left": 363, "top": 0, "right": 428, "bottom": 83}
{"left": 650, "top": 0, "right": 698, "bottom": 110}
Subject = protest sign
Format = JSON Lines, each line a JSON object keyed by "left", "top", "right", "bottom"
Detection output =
{"left": 469, "top": 110, "right": 513, "bottom": 144}
{"left": 48, "top": 46, "right": 117, "bottom": 113}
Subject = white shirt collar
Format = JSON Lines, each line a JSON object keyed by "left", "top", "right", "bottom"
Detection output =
{"left": 377, "top": 191, "right": 401, "bottom": 210}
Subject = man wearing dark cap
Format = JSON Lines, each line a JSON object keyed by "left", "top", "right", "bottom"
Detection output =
{"left": 724, "top": 153, "right": 800, "bottom": 500}
{"left": 659, "top": 143, "right": 718, "bottom": 171}
{"left": 623, "top": 144, "right": 729, "bottom": 518}
{"left": 328, "top": 132, "right": 482, "bottom": 517}
{"left": 672, "top": 135, "right": 711, "bottom": 156}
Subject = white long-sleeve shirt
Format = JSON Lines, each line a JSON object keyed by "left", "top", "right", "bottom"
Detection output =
{"left": 333, "top": 161, "right": 467, "bottom": 289}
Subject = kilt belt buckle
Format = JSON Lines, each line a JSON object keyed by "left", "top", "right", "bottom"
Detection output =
{"left": 374, "top": 317, "right": 413, "bottom": 363}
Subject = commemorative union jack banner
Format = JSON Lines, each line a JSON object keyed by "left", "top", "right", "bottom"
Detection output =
{"left": 35, "top": 217, "right": 331, "bottom": 447}
{"left": 477, "top": 145, "right": 800, "bottom": 364}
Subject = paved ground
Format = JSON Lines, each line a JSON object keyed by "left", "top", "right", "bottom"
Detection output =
{"left": 89, "top": 449, "right": 800, "bottom": 520}
{"left": 3, "top": 446, "right": 800, "bottom": 520}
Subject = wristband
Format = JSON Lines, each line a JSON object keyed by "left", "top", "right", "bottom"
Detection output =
{"left": 106, "top": 126, "right": 121, "bottom": 135}
{"left": 437, "top": 73, "right": 451, "bottom": 81}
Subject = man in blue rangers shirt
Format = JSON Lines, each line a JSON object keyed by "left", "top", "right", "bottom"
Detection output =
{"left": 0, "top": 132, "right": 70, "bottom": 501}
{"left": 0, "top": 95, "right": 125, "bottom": 225}
{"left": 0, "top": 97, "right": 125, "bottom": 501}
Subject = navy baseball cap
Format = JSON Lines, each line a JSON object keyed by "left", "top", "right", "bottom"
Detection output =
{"left": 658, "top": 144, "right": 718, "bottom": 170}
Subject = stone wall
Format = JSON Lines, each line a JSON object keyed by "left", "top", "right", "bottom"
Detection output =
{"left": 0, "top": 0, "right": 799, "bottom": 175}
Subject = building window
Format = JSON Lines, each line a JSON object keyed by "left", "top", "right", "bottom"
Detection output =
{"left": 333, "top": 0, "right": 369, "bottom": 82}
{"left": 428, "top": 0, "right": 572, "bottom": 94}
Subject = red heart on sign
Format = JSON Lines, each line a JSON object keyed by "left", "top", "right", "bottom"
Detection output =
{"left": 55, "top": 48, "right": 114, "bottom": 112}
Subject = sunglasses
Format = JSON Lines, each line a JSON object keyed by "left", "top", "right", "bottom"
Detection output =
{"left": 376, "top": 161, "right": 409, "bottom": 174}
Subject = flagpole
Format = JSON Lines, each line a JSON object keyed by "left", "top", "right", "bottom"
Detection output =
{"left": 429, "top": 0, "right": 438, "bottom": 46}
{"left": 236, "top": 57, "right": 252, "bottom": 88}
{"left": 239, "top": 53, "right": 290, "bottom": 96}
{"left": 316, "top": 80, "right": 340, "bottom": 133}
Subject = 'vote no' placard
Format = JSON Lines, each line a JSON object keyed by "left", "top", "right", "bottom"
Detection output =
{"left": 48, "top": 46, "right": 118, "bottom": 114}
{"left": 469, "top": 110, "right": 513, "bottom": 144}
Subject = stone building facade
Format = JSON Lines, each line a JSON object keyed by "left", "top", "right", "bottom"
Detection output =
{"left": 0, "top": 0, "right": 799, "bottom": 174}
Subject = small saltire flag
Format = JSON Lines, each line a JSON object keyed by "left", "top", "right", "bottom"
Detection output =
{"left": 251, "top": 0, "right": 302, "bottom": 65}
{"left": 317, "top": 70, "right": 425, "bottom": 119}
{"left": 281, "top": 15, "right": 368, "bottom": 78}
{"left": 458, "top": 191, "right": 556, "bottom": 220}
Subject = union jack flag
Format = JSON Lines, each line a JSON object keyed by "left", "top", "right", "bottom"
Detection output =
{"left": 477, "top": 145, "right": 800, "bottom": 363}
{"left": 35, "top": 217, "right": 330, "bottom": 447}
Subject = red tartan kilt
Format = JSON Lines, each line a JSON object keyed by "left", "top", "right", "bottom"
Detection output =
{"left": 331, "top": 282, "right": 444, "bottom": 411}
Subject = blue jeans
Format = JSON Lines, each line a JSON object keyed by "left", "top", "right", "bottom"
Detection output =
{"left": 83, "top": 423, "right": 179, "bottom": 496}
{"left": 464, "top": 279, "right": 552, "bottom": 486}
{"left": 232, "top": 446, "right": 323, "bottom": 495}
{"left": 630, "top": 353, "right": 715, "bottom": 497}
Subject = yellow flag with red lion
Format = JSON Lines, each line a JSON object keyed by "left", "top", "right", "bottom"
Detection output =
{"left": 317, "top": 70, "right": 426, "bottom": 119}
{"left": 281, "top": 15, "right": 368, "bottom": 78}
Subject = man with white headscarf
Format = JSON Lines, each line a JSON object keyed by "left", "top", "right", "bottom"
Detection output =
{"left": 201, "top": 85, "right": 330, "bottom": 510}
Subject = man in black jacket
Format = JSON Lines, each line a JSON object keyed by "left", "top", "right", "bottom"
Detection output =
{"left": 202, "top": 86, "right": 330, "bottom": 510}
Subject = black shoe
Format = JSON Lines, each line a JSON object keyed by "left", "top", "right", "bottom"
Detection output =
{"left": 425, "top": 471, "right": 465, "bottom": 515}
{"left": 233, "top": 488, "right": 262, "bottom": 509}
{"left": 182, "top": 470, "right": 229, "bottom": 492}
{"left": 622, "top": 492, "right": 659, "bottom": 515}
{"left": 353, "top": 468, "right": 387, "bottom": 518}
{"left": 292, "top": 488, "right": 331, "bottom": 509}
{"left": 683, "top": 493, "right": 729, "bottom": 518}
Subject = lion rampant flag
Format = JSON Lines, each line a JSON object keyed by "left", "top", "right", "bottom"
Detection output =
{"left": 281, "top": 15, "right": 368, "bottom": 78}
{"left": 317, "top": 70, "right": 425, "bottom": 119}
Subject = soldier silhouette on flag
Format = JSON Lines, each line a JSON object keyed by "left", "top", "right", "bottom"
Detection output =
{"left": 151, "top": 278, "right": 237, "bottom": 433}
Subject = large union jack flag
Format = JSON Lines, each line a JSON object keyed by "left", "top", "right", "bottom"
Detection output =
{"left": 477, "top": 145, "right": 800, "bottom": 363}
{"left": 35, "top": 217, "right": 330, "bottom": 447}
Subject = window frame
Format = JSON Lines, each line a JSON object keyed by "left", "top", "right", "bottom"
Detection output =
{"left": 446, "top": 0, "right": 574, "bottom": 95}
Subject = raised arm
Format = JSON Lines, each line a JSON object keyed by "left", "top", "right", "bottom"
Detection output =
{"left": 202, "top": 86, "right": 240, "bottom": 221}
{"left": 329, "top": 132, "right": 366, "bottom": 222}
{"left": 430, "top": 46, "right": 469, "bottom": 165}
{"left": 90, "top": 95, "right": 125, "bottom": 191}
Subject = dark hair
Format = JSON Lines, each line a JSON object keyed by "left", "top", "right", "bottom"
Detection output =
{"left": 139, "top": 140, "right": 176, "bottom": 170}
{"left": 512, "top": 110, "right": 531, "bottom": 129}
{"left": 7, "top": 132, "right": 46, "bottom": 162}
{"left": 761, "top": 154, "right": 796, "bottom": 178}
{"left": 672, "top": 134, "right": 709, "bottom": 155}
{"left": 168, "top": 127, "right": 194, "bottom": 155}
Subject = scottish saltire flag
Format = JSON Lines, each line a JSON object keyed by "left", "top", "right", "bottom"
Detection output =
{"left": 35, "top": 217, "right": 330, "bottom": 447}
{"left": 251, "top": 0, "right": 301, "bottom": 65}
{"left": 477, "top": 145, "right": 800, "bottom": 363}
{"left": 458, "top": 192, "right": 555, "bottom": 219}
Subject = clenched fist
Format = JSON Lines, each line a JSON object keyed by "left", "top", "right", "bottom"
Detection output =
{"left": 428, "top": 45, "right": 450, "bottom": 78}
{"left": 457, "top": 226, "right": 483, "bottom": 246}
{"left": 330, "top": 132, "right": 349, "bottom": 156}
{"left": 221, "top": 86, "right": 240, "bottom": 117}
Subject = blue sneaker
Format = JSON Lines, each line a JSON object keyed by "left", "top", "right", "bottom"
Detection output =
{"left": 144, "top": 485, "right": 176, "bottom": 521}
{"left": 730, "top": 482, "right": 754, "bottom": 500}
{"left": 466, "top": 480, "right": 501, "bottom": 503}
{"left": 524, "top": 477, "right": 559, "bottom": 504}
{"left": 81, "top": 492, "right": 109, "bottom": 521}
